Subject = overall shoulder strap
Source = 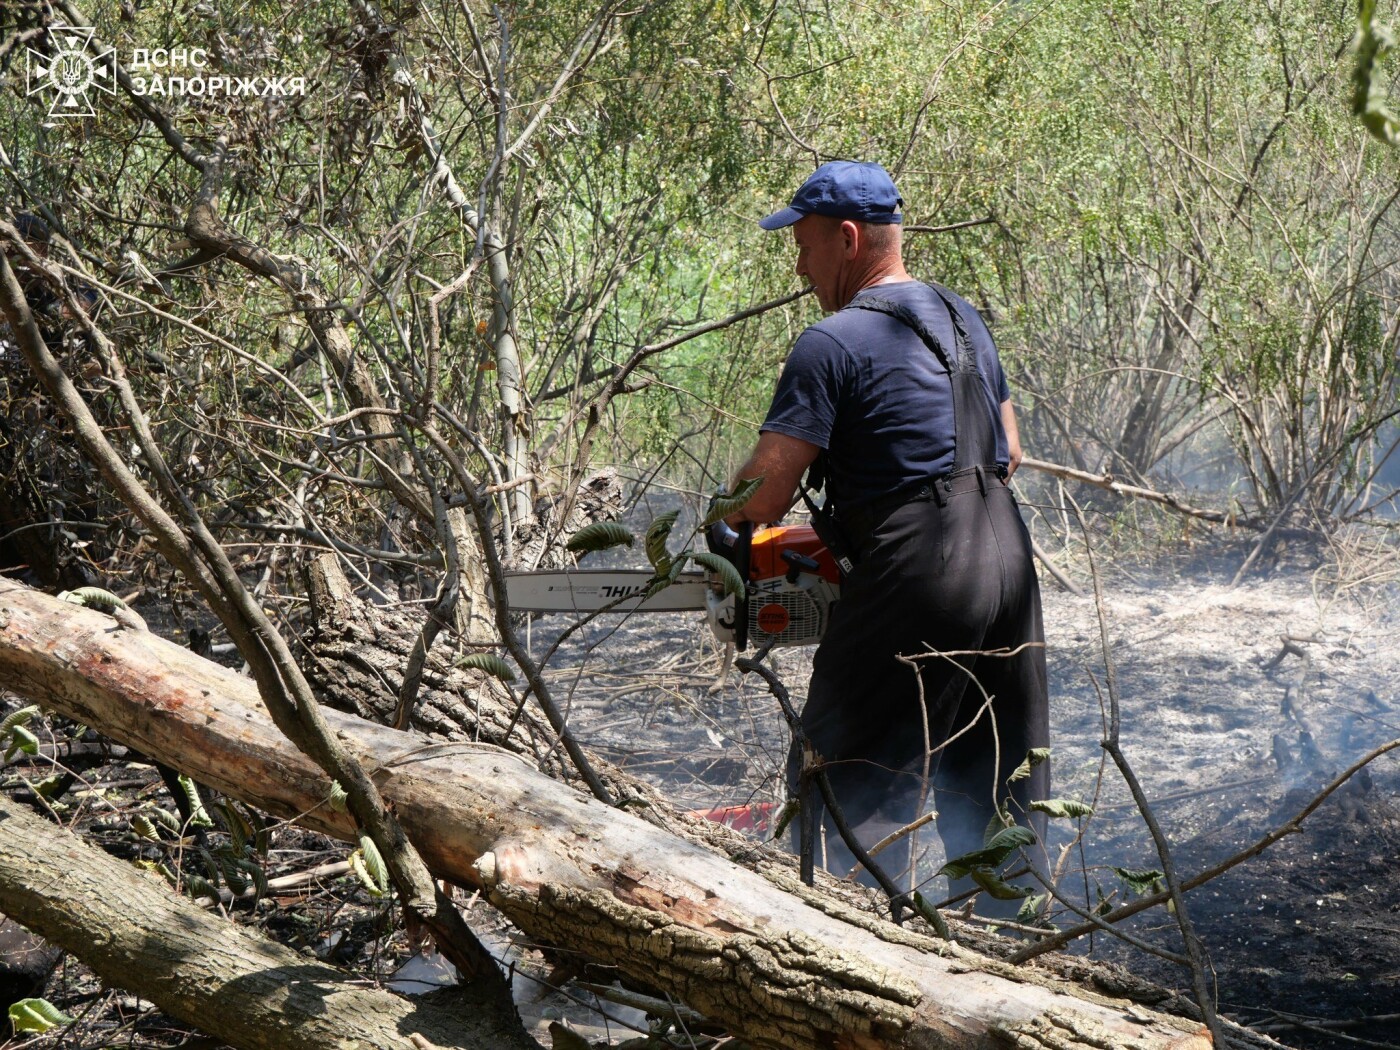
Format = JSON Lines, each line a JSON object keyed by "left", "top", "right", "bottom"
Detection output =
{"left": 844, "top": 292, "right": 955, "bottom": 373}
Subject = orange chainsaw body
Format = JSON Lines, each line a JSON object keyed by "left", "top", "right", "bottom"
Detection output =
{"left": 705, "top": 523, "right": 842, "bottom": 649}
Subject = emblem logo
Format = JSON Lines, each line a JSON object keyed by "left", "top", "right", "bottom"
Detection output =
{"left": 26, "top": 26, "right": 116, "bottom": 119}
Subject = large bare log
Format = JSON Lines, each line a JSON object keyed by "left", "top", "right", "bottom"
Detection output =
{"left": 0, "top": 794, "right": 531, "bottom": 1050}
{"left": 0, "top": 578, "right": 1215, "bottom": 1050}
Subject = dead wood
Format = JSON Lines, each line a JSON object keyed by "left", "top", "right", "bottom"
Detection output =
{"left": 1022, "top": 456, "right": 1309, "bottom": 535}
{"left": 0, "top": 578, "right": 1232, "bottom": 1050}
{"left": 0, "top": 793, "right": 535, "bottom": 1050}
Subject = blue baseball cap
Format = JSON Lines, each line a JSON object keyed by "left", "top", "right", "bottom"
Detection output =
{"left": 758, "top": 161, "right": 903, "bottom": 230}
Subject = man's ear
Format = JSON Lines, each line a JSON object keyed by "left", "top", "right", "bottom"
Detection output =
{"left": 840, "top": 219, "right": 860, "bottom": 259}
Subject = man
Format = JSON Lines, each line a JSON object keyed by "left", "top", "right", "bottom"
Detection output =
{"left": 727, "top": 161, "right": 1049, "bottom": 899}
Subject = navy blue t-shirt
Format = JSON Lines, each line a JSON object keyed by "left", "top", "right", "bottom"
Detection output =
{"left": 761, "top": 281, "right": 1011, "bottom": 513}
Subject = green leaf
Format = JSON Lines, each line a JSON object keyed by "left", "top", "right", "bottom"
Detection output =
{"left": 0, "top": 705, "right": 39, "bottom": 740}
{"left": 455, "top": 652, "right": 516, "bottom": 682}
{"left": 184, "top": 873, "right": 220, "bottom": 902}
{"left": 1016, "top": 893, "right": 1047, "bottom": 924}
{"left": 644, "top": 510, "right": 680, "bottom": 573}
{"left": 685, "top": 550, "right": 746, "bottom": 598}
{"left": 327, "top": 781, "right": 349, "bottom": 813}
{"left": 1112, "top": 867, "right": 1166, "bottom": 897}
{"left": 981, "top": 805, "right": 1013, "bottom": 847}
{"left": 9, "top": 998, "right": 73, "bottom": 1034}
{"left": 29, "top": 773, "right": 68, "bottom": 799}
{"left": 971, "top": 868, "right": 1033, "bottom": 900}
{"left": 939, "top": 825, "right": 1036, "bottom": 879}
{"left": 133, "top": 858, "right": 175, "bottom": 885}
{"left": 349, "top": 849, "right": 387, "bottom": 898}
{"left": 220, "top": 854, "right": 250, "bottom": 896}
{"left": 357, "top": 832, "right": 390, "bottom": 896}
{"left": 150, "top": 808, "right": 183, "bottom": 834}
{"left": 4, "top": 725, "right": 39, "bottom": 761}
{"left": 912, "top": 890, "right": 952, "bottom": 940}
{"left": 1094, "top": 883, "right": 1113, "bottom": 917}
{"left": 131, "top": 814, "right": 161, "bottom": 841}
{"left": 1008, "top": 747, "right": 1051, "bottom": 783}
{"left": 241, "top": 857, "right": 270, "bottom": 901}
{"left": 1029, "top": 798, "right": 1094, "bottom": 819}
{"left": 565, "top": 521, "right": 635, "bottom": 555}
{"left": 177, "top": 774, "right": 214, "bottom": 828}
{"left": 700, "top": 477, "right": 764, "bottom": 527}
{"left": 644, "top": 558, "right": 686, "bottom": 599}
{"left": 57, "top": 586, "right": 131, "bottom": 613}
{"left": 217, "top": 799, "right": 253, "bottom": 852}
{"left": 197, "top": 847, "right": 223, "bottom": 884}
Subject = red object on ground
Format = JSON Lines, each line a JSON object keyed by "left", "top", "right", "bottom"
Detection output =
{"left": 690, "top": 802, "right": 774, "bottom": 833}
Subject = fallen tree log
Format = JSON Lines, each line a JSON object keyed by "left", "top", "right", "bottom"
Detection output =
{"left": 0, "top": 793, "right": 532, "bottom": 1050}
{"left": 0, "top": 578, "right": 1219, "bottom": 1049}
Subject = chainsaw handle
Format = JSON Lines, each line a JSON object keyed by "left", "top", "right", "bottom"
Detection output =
{"left": 706, "top": 520, "right": 753, "bottom": 650}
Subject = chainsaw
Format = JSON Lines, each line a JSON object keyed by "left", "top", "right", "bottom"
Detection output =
{"left": 503, "top": 521, "right": 841, "bottom": 649}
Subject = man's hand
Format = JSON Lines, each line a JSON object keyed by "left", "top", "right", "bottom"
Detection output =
{"left": 726, "top": 431, "right": 821, "bottom": 525}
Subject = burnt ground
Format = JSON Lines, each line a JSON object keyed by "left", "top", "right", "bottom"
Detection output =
{"left": 543, "top": 545, "right": 1400, "bottom": 1048}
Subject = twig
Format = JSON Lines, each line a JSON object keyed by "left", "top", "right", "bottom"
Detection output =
{"left": 574, "top": 982, "right": 708, "bottom": 1029}
{"left": 1029, "top": 536, "right": 1085, "bottom": 597}
{"left": 1022, "top": 456, "right": 1278, "bottom": 532}
{"left": 1069, "top": 494, "right": 1224, "bottom": 1044}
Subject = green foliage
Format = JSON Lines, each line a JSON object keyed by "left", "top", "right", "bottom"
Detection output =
{"left": 9, "top": 998, "right": 73, "bottom": 1034}
{"left": 1008, "top": 747, "right": 1052, "bottom": 784}
{"left": 566, "top": 522, "right": 636, "bottom": 555}
{"left": 644, "top": 510, "right": 681, "bottom": 574}
{"left": 1354, "top": 0, "right": 1400, "bottom": 146}
{"left": 177, "top": 775, "right": 215, "bottom": 829}
{"left": 327, "top": 781, "right": 350, "bottom": 814}
{"left": 56, "top": 587, "right": 131, "bottom": 613}
{"left": 685, "top": 551, "right": 745, "bottom": 598}
{"left": 700, "top": 477, "right": 764, "bottom": 528}
{"left": 1016, "top": 893, "right": 1049, "bottom": 926}
{"left": 1113, "top": 866, "right": 1167, "bottom": 898}
{"left": 644, "top": 558, "right": 687, "bottom": 600}
{"left": 455, "top": 653, "right": 517, "bottom": 682}
{"left": 1, "top": 706, "right": 40, "bottom": 762}
{"left": 771, "top": 797, "right": 800, "bottom": 841}
{"left": 1029, "top": 799, "right": 1095, "bottom": 819}
{"left": 970, "top": 868, "right": 1034, "bottom": 901}
{"left": 912, "top": 890, "right": 952, "bottom": 940}
{"left": 350, "top": 833, "right": 391, "bottom": 898}
{"left": 939, "top": 825, "right": 1035, "bottom": 880}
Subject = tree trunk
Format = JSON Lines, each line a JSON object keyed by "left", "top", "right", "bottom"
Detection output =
{"left": 0, "top": 793, "right": 533, "bottom": 1050}
{"left": 0, "top": 579, "right": 1221, "bottom": 1050}
{"left": 300, "top": 552, "right": 557, "bottom": 760}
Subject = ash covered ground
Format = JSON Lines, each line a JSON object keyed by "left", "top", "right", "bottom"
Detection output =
{"left": 539, "top": 545, "right": 1400, "bottom": 1048}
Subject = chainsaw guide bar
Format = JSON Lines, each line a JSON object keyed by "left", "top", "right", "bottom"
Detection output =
{"left": 502, "top": 570, "right": 710, "bottom": 613}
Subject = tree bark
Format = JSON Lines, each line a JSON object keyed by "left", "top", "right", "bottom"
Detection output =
{"left": 0, "top": 794, "right": 533, "bottom": 1050}
{"left": 0, "top": 579, "right": 1220, "bottom": 1050}
{"left": 300, "top": 553, "right": 556, "bottom": 759}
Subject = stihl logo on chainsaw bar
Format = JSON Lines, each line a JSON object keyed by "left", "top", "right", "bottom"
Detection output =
{"left": 599, "top": 584, "right": 648, "bottom": 598}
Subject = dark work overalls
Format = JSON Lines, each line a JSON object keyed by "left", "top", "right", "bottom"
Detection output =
{"left": 788, "top": 286, "right": 1050, "bottom": 897}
